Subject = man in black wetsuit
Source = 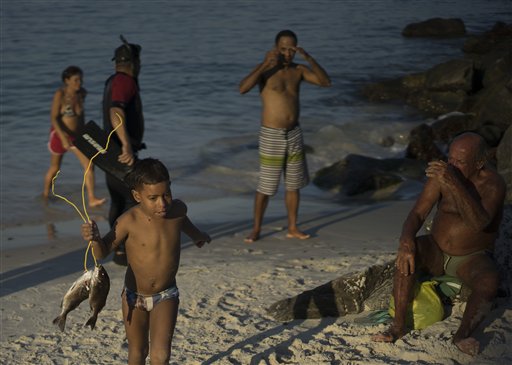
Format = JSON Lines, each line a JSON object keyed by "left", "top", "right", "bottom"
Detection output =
{"left": 103, "top": 36, "right": 145, "bottom": 265}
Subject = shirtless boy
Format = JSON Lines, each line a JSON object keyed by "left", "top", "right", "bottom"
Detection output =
{"left": 239, "top": 29, "right": 331, "bottom": 243}
{"left": 372, "top": 132, "right": 506, "bottom": 356}
{"left": 81, "top": 158, "right": 211, "bottom": 365}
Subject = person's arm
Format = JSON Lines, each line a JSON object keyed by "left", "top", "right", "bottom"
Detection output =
{"left": 81, "top": 219, "right": 127, "bottom": 259}
{"left": 295, "top": 47, "right": 331, "bottom": 87}
{"left": 396, "top": 178, "right": 439, "bottom": 276}
{"left": 181, "top": 216, "right": 211, "bottom": 248}
{"left": 172, "top": 199, "right": 211, "bottom": 247}
{"left": 50, "top": 90, "right": 70, "bottom": 149}
{"left": 426, "top": 161, "right": 505, "bottom": 230}
{"left": 109, "top": 107, "right": 134, "bottom": 165}
{"left": 239, "top": 48, "right": 280, "bottom": 94}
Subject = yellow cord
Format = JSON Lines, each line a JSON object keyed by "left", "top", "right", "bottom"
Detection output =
{"left": 51, "top": 171, "right": 86, "bottom": 222}
{"left": 51, "top": 113, "right": 124, "bottom": 271}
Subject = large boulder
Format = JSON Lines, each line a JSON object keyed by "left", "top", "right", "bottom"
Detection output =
{"left": 463, "top": 22, "right": 512, "bottom": 55}
{"left": 402, "top": 18, "right": 466, "bottom": 38}
{"left": 361, "top": 78, "right": 405, "bottom": 102}
{"left": 462, "top": 77, "right": 512, "bottom": 134}
{"left": 312, "top": 154, "right": 426, "bottom": 196}
{"left": 430, "top": 112, "right": 478, "bottom": 143}
{"left": 497, "top": 126, "right": 512, "bottom": 204}
{"left": 425, "top": 59, "right": 474, "bottom": 92}
{"left": 363, "top": 59, "right": 475, "bottom": 115}
{"left": 266, "top": 261, "right": 395, "bottom": 321}
{"left": 495, "top": 205, "right": 512, "bottom": 296}
{"left": 405, "top": 124, "right": 445, "bottom": 162}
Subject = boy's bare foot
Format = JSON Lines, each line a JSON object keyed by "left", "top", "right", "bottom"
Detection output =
{"left": 454, "top": 337, "right": 479, "bottom": 356}
{"left": 89, "top": 197, "right": 106, "bottom": 208}
{"left": 244, "top": 232, "right": 260, "bottom": 243}
{"left": 285, "top": 230, "right": 310, "bottom": 240}
{"left": 371, "top": 326, "right": 407, "bottom": 342}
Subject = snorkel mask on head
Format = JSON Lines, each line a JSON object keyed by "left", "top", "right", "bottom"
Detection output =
{"left": 112, "top": 35, "right": 141, "bottom": 63}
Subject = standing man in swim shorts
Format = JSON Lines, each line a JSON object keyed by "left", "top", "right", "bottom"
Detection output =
{"left": 239, "top": 29, "right": 331, "bottom": 243}
{"left": 103, "top": 35, "right": 145, "bottom": 265}
{"left": 372, "top": 132, "right": 506, "bottom": 356}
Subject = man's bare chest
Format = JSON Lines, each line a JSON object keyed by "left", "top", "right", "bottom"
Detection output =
{"left": 264, "top": 70, "right": 301, "bottom": 92}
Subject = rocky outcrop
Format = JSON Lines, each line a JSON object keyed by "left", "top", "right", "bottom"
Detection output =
{"left": 313, "top": 154, "right": 425, "bottom": 196}
{"left": 358, "top": 21, "right": 512, "bottom": 193}
{"left": 363, "top": 22, "right": 511, "bottom": 125}
{"left": 495, "top": 205, "right": 512, "bottom": 296}
{"left": 497, "top": 126, "right": 512, "bottom": 204}
{"left": 266, "top": 262, "right": 395, "bottom": 321}
{"left": 402, "top": 18, "right": 466, "bottom": 38}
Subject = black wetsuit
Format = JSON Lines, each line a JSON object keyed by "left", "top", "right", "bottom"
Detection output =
{"left": 102, "top": 72, "right": 145, "bottom": 227}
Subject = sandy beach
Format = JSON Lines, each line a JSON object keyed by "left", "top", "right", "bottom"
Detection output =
{"left": 1, "top": 197, "right": 511, "bottom": 365}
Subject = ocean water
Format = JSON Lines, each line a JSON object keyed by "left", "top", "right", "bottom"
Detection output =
{"left": 1, "top": 0, "right": 510, "bottom": 229}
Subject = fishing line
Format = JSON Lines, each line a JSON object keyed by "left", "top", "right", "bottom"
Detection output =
{"left": 51, "top": 112, "right": 124, "bottom": 271}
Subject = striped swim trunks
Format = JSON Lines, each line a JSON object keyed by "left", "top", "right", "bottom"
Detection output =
{"left": 257, "top": 125, "right": 309, "bottom": 196}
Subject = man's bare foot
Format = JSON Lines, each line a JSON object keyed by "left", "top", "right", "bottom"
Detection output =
{"left": 454, "top": 337, "right": 479, "bottom": 356}
{"left": 244, "top": 232, "right": 260, "bottom": 243}
{"left": 285, "top": 230, "right": 310, "bottom": 240}
{"left": 371, "top": 326, "right": 407, "bottom": 343}
{"left": 89, "top": 197, "right": 106, "bottom": 208}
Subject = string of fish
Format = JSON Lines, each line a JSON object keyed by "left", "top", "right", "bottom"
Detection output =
{"left": 51, "top": 113, "right": 123, "bottom": 272}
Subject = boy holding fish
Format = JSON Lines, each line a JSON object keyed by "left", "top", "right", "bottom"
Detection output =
{"left": 81, "top": 158, "right": 211, "bottom": 364}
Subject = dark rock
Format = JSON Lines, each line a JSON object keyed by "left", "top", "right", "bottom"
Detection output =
{"left": 379, "top": 136, "right": 395, "bottom": 147}
{"left": 405, "top": 124, "right": 445, "bottom": 162}
{"left": 361, "top": 78, "right": 405, "bottom": 102}
{"left": 362, "top": 59, "right": 475, "bottom": 116}
{"left": 402, "top": 18, "right": 466, "bottom": 38}
{"left": 495, "top": 205, "right": 512, "bottom": 295}
{"left": 406, "top": 89, "right": 467, "bottom": 116}
{"left": 312, "top": 154, "right": 426, "bottom": 196}
{"left": 463, "top": 22, "right": 512, "bottom": 55}
{"left": 266, "top": 262, "right": 395, "bottom": 321}
{"left": 476, "top": 122, "right": 505, "bottom": 148}
{"left": 431, "top": 113, "right": 478, "bottom": 143}
{"left": 480, "top": 52, "right": 512, "bottom": 88}
{"left": 425, "top": 59, "right": 474, "bottom": 92}
{"left": 464, "top": 77, "right": 512, "bottom": 133}
{"left": 497, "top": 126, "right": 512, "bottom": 204}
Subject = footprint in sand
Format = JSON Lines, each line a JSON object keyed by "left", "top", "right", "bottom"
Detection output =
{"left": 215, "top": 315, "right": 240, "bottom": 335}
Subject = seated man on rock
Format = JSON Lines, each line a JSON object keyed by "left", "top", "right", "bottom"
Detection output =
{"left": 372, "top": 132, "right": 506, "bottom": 356}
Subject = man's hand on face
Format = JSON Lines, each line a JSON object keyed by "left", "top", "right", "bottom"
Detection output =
{"left": 264, "top": 48, "right": 280, "bottom": 67}
{"left": 293, "top": 46, "right": 309, "bottom": 59}
{"left": 426, "top": 160, "right": 461, "bottom": 187}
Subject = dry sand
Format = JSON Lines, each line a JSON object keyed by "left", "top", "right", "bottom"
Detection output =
{"left": 1, "top": 199, "right": 511, "bottom": 364}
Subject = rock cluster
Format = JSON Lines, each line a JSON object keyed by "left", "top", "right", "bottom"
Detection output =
{"left": 315, "top": 20, "right": 512, "bottom": 203}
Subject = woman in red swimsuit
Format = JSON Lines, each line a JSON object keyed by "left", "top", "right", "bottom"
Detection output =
{"left": 43, "top": 66, "right": 106, "bottom": 207}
